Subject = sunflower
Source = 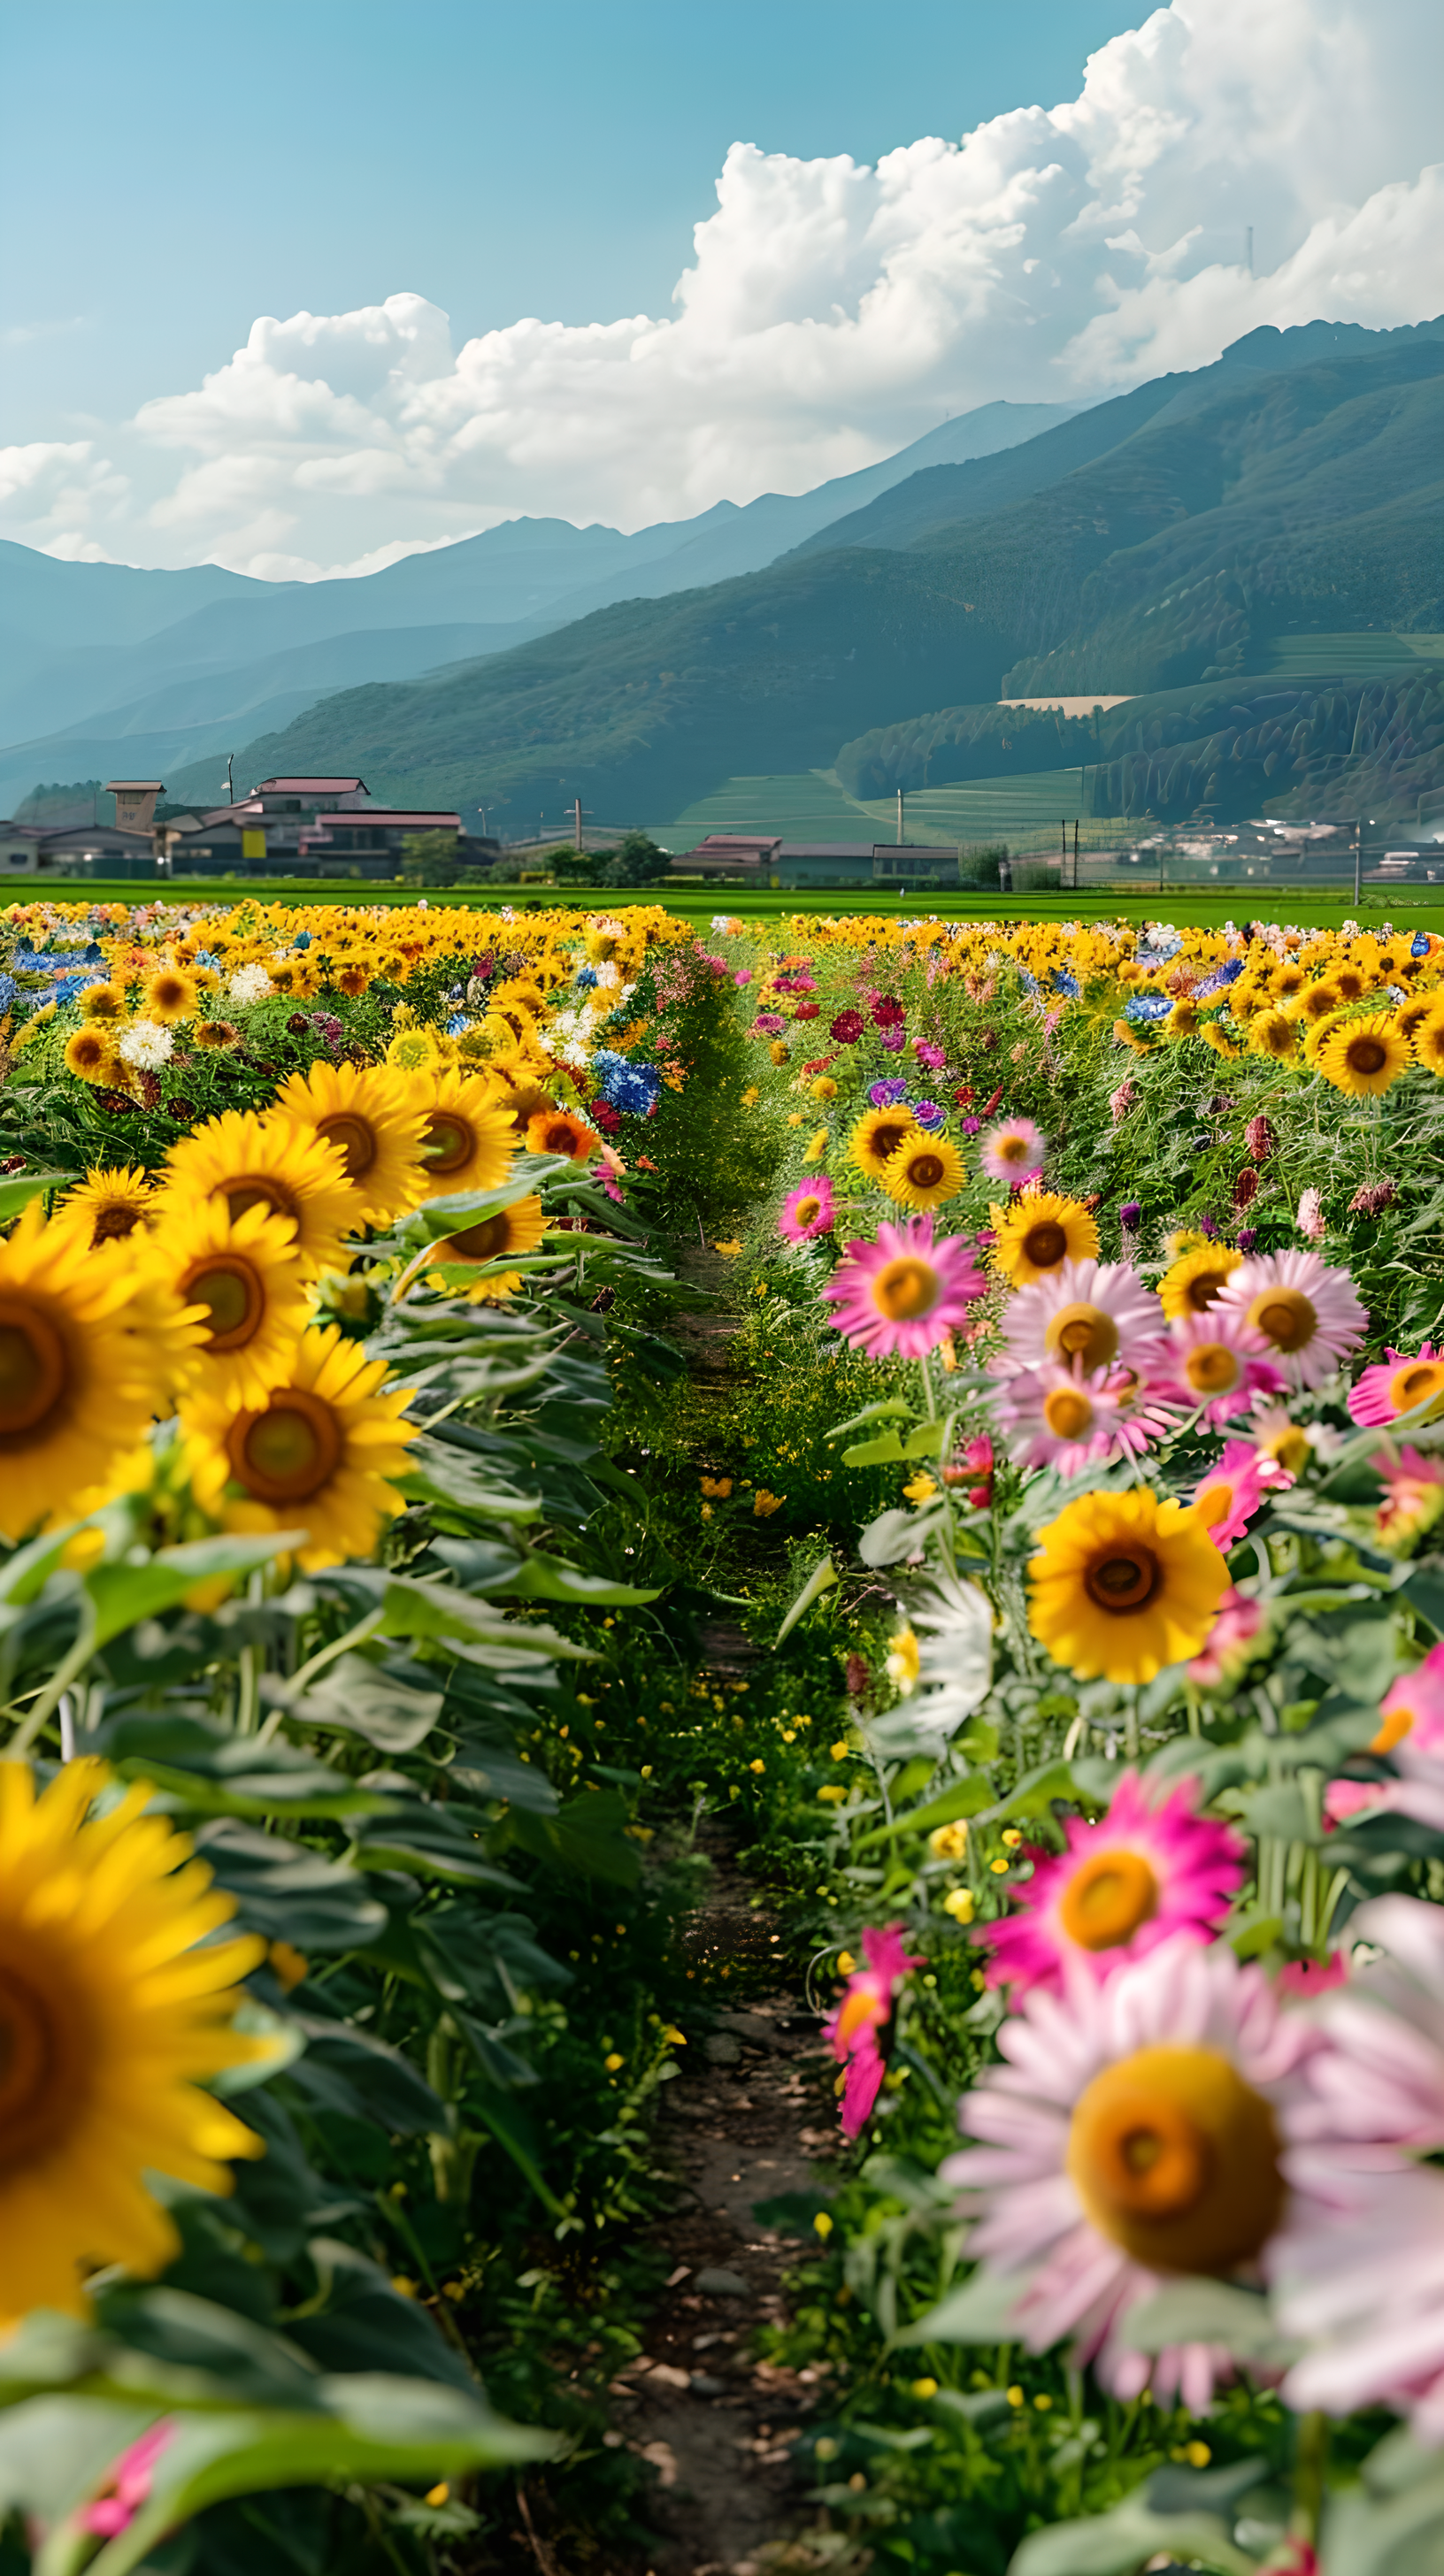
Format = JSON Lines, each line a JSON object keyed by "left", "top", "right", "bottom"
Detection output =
{"left": 273, "top": 1059, "right": 429, "bottom": 1225}
{"left": 194, "top": 1019, "right": 242, "bottom": 1051}
{"left": 65, "top": 1165, "right": 157, "bottom": 1247}
{"left": 158, "top": 1110, "right": 361, "bottom": 1277}
{"left": 880, "top": 1133, "right": 964, "bottom": 1211}
{"left": 1166, "top": 998, "right": 1202, "bottom": 1039}
{"left": 1394, "top": 993, "right": 1440, "bottom": 1046}
{"left": 1296, "top": 980, "right": 1341, "bottom": 1025}
{"left": 527, "top": 1107, "right": 602, "bottom": 1163}
{"left": 849, "top": 1106, "right": 919, "bottom": 1182}
{"left": 80, "top": 981, "right": 126, "bottom": 1023}
{"left": 0, "top": 1759, "right": 265, "bottom": 2325}
{"left": 989, "top": 1191, "right": 1099, "bottom": 1287}
{"left": 144, "top": 966, "right": 199, "bottom": 1025}
{"left": 1334, "top": 963, "right": 1368, "bottom": 1003}
{"left": 63, "top": 1025, "right": 119, "bottom": 1086}
{"left": 183, "top": 1322, "right": 416, "bottom": 1571}
{"left": 1317, "top": 1011, "right": 1411, "bottom": 1099}
{"left": 1158, "top": 1241, "right": 1242, "bottom": 1321}
{"left": 407, "top": 1069, "right": 518, "bottom": 1193}
{"left": 492, "top": 1077, "right": 557, "bottom": 1136}
{"left": 1028, "top": 1486, "right": 1228, "bottom": 1684}
{"left": 0, "top": 1199, "right": 180, "bottom": 1539}
{"left": 1201, "top": 1023, "right": 1240, "bottom": 1062}
{"left": 1249, "top": 1008, "right": 1298, "bottom": 1062}
{"left": 385, "top": 1026, "right": 442, "bottom": 1076}
{"left": 430, "top": 1193, "right": 547, "bottom": 1268}
{"left": 154, "top": 1197, "right": 311, "bottom": 1407}
{"left": 1412, "top": 1004, "right": 1444, "bottom": 1075}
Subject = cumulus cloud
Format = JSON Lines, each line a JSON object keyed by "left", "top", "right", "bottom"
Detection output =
{"left": 6, "top": 0, "right": 1442, "bottom": 577}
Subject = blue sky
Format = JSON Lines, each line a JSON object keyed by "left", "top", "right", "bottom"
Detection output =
{"left": 2, "top": 0, "right": 1153, "bottom": 436}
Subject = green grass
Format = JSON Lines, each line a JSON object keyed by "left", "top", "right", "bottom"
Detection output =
{"left": 658, "top": 768, "right": 886, "bottom": 843}
{"left": 1262, "top": 631, "right": 1444, "bottom": 676}
{"left": 859, "top": 766, "right": 1098, "bottom": 846}
{"left": 659, "top": 765, "right": 1118, "bottom": 850}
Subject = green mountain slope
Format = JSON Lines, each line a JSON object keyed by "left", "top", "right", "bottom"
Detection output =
{"left": 192, "top": 323, "right": 1444, "bottom": 831}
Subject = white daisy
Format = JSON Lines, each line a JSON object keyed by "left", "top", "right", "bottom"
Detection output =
{"left": 869, "top": 1569, "right": 992, "bottom": 1759}
{"left": 1216, "top": 1248, "right": 1365, "bottom": 1390}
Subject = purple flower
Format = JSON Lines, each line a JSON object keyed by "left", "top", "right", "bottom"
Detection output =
{"left": 915, "top": 1041, "right": 947, "bottom": 1071}
{"left": 868, "top": 1077, "right": 910, "bottom": 1108}
{"left": 878, "top": 1026, "right": 906, "bottom": 1053}
{"left": 1200, "top": 1215, "right": 1219, "bottom": 1238}
{"left": 1236, "top": 1227, "right": 1259, "bottom": 1252}
{"left": 753, "top": 1011, "right": 785, "bottom": 1035}
{"left": 913, "top": 1100, "right": 946, "bottom": 1131}
{"left": 963, "top": 1116, "right": 982, "bottom": 1136}
{"left": 1120, "top": 1200, "right": 1142, "bottom": 1230}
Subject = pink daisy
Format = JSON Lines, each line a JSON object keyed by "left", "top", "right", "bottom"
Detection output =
{"left": 826, "top": 1922, "right": 920, "bottom": 2139}
{"left": 992, "top": 1361, "right": 1176, "bottom": 1477}
{"left": 978, "top": 1770, "right": 1245, "bottom": 1995}
{"left": 1191, "top": 1439, "right": 1279, "bottom": 1549}
{"left": 979, "top": 1116, "right": 1046, "bottom": 1186}
{"left": 1163, "top": 1310, "right": 1283, "bottom": 1428}
{"left": 1275, "top": 1896, "right": 1444, "bottom": 2441}
{"left": 778, "top": 1177, "right": 836, "bottom": 1243}
{"left": 1216, "top": 1248, "right": 1366, "bottom": 1390}
{"left": 994, "top": 1257, "right": 1169, "bottom": 1382}
{"left": 1374, "top": 1444, "right": 1444, "bottom": 1552}
{"left": 942, "top": 1937, "right": 1324, "bottom": 2409}
{"left": 825, "top": 1216, "right": 985, "bottom": 1359}
{"left": 1349, "top": 1343, "right": 1444, "bottom": 1428}
{"left": 1188, "top": 1585, "right": 1268, "bottom": 1686}
{"left": 1322, "top": 1644, "right": 1444, "bottom": 1836}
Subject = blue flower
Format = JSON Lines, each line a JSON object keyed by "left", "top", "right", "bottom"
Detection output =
{"left": 292, "top": 930, "right": 312, "bottom": 950}
{"left": 1050, "top": 969, "right": 1080, "bottom": 997}
{"left": 83, "top": 943, "right": 105, "bottom": 963}
{"left": 574, "top": 966, "right": 599, "bottom": 990}
{"left": 912, "top": 1100, "right": 946, "bottom": 1131}
{"left": 1018, "top": 968, "right": 1040, "bottom": 993}
{"left": 1125, "top": 993, "right": 1172, "bottom": 1024}
{"left": 447, "top": 1015, "right": 469, "bottom": 1036}
{"left": 1194, "top": 957, "right": 1246, "bottom": 997}
{"left": 0, "top": 975, "right": 14, "bottom": 1018}
{"left": 593, "top": 1049, "right": 661, "bottom": 1115}
{"left": 1414, "top": 932, "right": 1432, "bottom": 958}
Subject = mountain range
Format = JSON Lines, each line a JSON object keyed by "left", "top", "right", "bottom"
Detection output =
{"left": 0, "top": 399, "right": 1076, "bottom": 815}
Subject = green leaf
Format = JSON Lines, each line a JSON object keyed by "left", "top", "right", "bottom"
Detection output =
{"left": 505, "top": 1788, "right": 641, "bottom": 1887}
{"left": 196, "top": 1821, "right": 388, "bottom": 1953}
{"left": 1323, "top": 2429, "right": 1444, "bottom": 2576}
{"left": 1402, "top": 1560, "right": 1444, "bottom": 1638}
{"left": 902, "top": 1421, "right": 945, "bottom": 1459}
{"left": 843, "top": 1428, "right": 908, "bottom": 1464}
{"left": 892, "top": 2266, "right": 1030, "bottom": 2347}
{"left": 775, "top": 1552, "right": 838, "bottom": 1646}
{"left": 84, "top": 1534, "right": 302, "bottom": 1648}
{"left": 494, "top": 1552, "right": 659, "bottom": 1607}
{"left": 375, "top": 1572, "right": 588, "bottom": 1660}
{"left": 0, "top": 1171, "right": 66, "bottom": 1223}
{"left": 1120, "top": 2276, "right": 1287, "bottom": 2364}
{"left": 290, "top": 1655, "right": 443, "bottom": 1754}
{"left": 96, "top": 1715, "right": 388, "bottom": 1820}
{"left": 1008, "top": 2493, "right": 1255, "bottom": 2576}
{"left": 852, "top": 1774, "right": 993, "bottom": 1850}
{"left": 826, "top": 1399, "right": 913, "bottom": 1443}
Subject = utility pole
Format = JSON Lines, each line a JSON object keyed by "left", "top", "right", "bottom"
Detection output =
{"left": 574, "top": 797, "right": 583, "bottom": 851}
{"left": 1354, "top": 819, "right": 1362, "bottom": 908}
{"left": 226, "top": 752, "right": 234, "bottom": 806}
{"left": 897, "top": 787, "right": 904, "bottom": 847}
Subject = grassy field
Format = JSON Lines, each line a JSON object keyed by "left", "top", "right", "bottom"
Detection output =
{"left": 42, "top": 876, "right": 1444, "bottom": 934}
{"left": 1261, "top": 630, "right": 1444, "bottom": 676}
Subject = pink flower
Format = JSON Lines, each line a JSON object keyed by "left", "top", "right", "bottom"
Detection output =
{"left": 993, "top": 1361, "right": 1176, "bottom": 1477}
{"left": 1277, "top": 1955, "right": 1348, "bottom": 1997}
{"left": 1192, "top": 1439, "right": 1284, "bottom": 1548}
{"left": 1374, "top": 1445, "right": 1444, "bottom": 1552}
{"left": 826, "top": 1923, "right": 920, "bottom": 2138}
{"left": 824, "top": 1217, "right": 986, "bottom": 1359}
{"left": 778, "top": 1177, "right": 835, "bottom": 1243}
{"left": 1378, "top": 1639, "right": 1444, "bottom": 1758}
{"left": 1109, "top": 1079, "right": 1138, "bottom": 1123}
{"left": 979, "top": 1116, "right": 1046, "bottom": 1185}
{"left": 915, "top": 1040, "right": 947, "bottom": 1071}
{"left": 1297, "top": 1186, "right": 1326, "bottom": 1240}
{"left": 1217, "top": 1248, "right": 1366, "bottom": 1390}
{"left": 1348, "top": 1345, "right": 1444, "bottom": 1428}
{"left": 979, "top": 1772, "right": 1246, "bottom": 1996}
{"left": 1188, "top": 1585, "right": 1267, "bottom": 1685}
{"left": 1246, "top": 1114, "right": 1276, "bottom": 1163}
{"left": 994, "top": 1257, "right": 1168, "bottom": 1383}
{"left": 1164, "top": 1310, "right": 1283, "bottom": 1428}
{"left": 79, "top": 2422, "right": 175, "bottom": 2538}
{"left": 944, "top": 1938, "right": 1325, "bottom": 2410}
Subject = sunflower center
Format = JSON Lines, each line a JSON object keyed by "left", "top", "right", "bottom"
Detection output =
{"left": 446, "top": 1215, "right": 510, "bottom": 1261}
{"left": 1346, "top": 1036, "right": 1388, "bottom": 1077}
{"left": 1058, "top": 1847, "right": 1159, "bottom": 1951}
{"left": 1248, "top": 1287, "right": 1317, "bottom": 1354}
{"left": 188, "top": 1256, "right": 263, "bottom": 1352}
{"left": 870, "top": 1118, "right": 910, "bottom": 1161}
{"left": 421, "top": 1114, "right": 474, "bottom": 1176}
{"left": 234, "top": 1390, "right": 343, "bottom": 1502}
{"left": 1084, "top": 1546, "right": 1160, "bottom": 1614}
{"left": 1185, "top": 1267, "right": 1232, "bottom": 1312}
{"left": 0, "top": 1961, "right": 84, "bottom": 2174}
{"left": 1337, "top": 971, "right": 1364, "bottom": 1000}
{"left": 317, "top": 1112, "right": 377, "bottom": 1181}
{"left": 226, "top": 1176, "right": 299, "bottom": 1229}
{"left": 1067, "top": 2043, "right": 1285, "bottom": 2273}
{"left": 540, "top": 1119, "right": 583, "bottom": 1156}
{"left": 1045, "top": 1302, "right": 1118, "bottom": 1369}
{"left": 1264, "top": 1424, "right": 1312, "bottom": 1476}
{"left": 1021, "top": 1220, "right": 1068, "bottom": 1269}
{"left": 91, "top": 1204, "right": 142, "bottom": 1244}
{"left": 1391, "top": 1361, "right": 1444, "bottom": 1414}
{"left": 872, "top": 1258, "right": 941, "bottom": 1322}
{"left": 1185, "top": 1341, "right": 1240, "bottom": 1394}
{"left": 0, "top": 1304, "right": 68, "bottom": 1444}
{"left": 905, "top": 1153, "right": 946, "bottom": 1192}
{"left": 1043, "top": 1385, "right": 1095, "bottom": 1440}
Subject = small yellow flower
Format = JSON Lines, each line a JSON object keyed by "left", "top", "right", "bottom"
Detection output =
{"left": 830, "top": 1739, "right": 851, "bottom": 1760}
{"left": 1001, "top": 1828, "right": 1023, "bottom": 1848}
{"left": 753, "top": 1488, "right": 783, "bottom": 1516}
{"left": 1007, "top": 2385, "right": 1025, "bottom": 2408}
{"left": 713, "top": 1238, "right": 741, "bottom": 1256}
{"left": 928, "top": 1821, "right": 968, "bottom": 1861}
{"left": 268, "top": 1939, "right": 310, "bottom": 1994}
{"left": 886, "top": 1627, "right": 920, "bottom": 1691}
{"left": 749, "top": 1759, "right": 765, "bottom": 1775}
{"left": 701, "top": 1500, "right": 713, "bottom": 1519}
{"left": 425, "top": 2482, "right": 450, "bottom": 2507}
{"left": 662, "top": 2025, "right": 687, "bottom": 2045}
{"left": 604, "top": 2051, "right": 625, "bottom": 2072}
{"left": 786, "top": 1112, "right": 804, "bottom": 1128}
{"left": 903, "top": 1471, "right": 939, "bottom": 1503}
{"left": 911, "top": 2377, "right": 939, "bottom": 2399}
{"left": 803, "top": 1126, "right": 829, "bottom": 1163}
{"left": 818, "top": 1783, "right": 848, "bottom": 1804}
{"left": 391, "top": 2276, "right": 418, "bottom": 2299}
{"left": 1033, "top": 2393, "right": 1053, "bottom": 2412}
{"left": 742, "top": 1085, "right": 760, "bottom": 1107}
{"left": 943, "top": 1886, "right": 975, "bottom": 1923}
{"left": 810, "top": 1076, "right": 839, "bottom": 1100}
{"left": 701, "top": 1474, "right": 733, "bottom": 1498}
{"left": 835, "top": 1950, "right": 857, "bottom": 1976}
{"left": 814, "top": 2211, "right": 834, "bottom": 2239}
{"left": 990, "top": 1855, "right": 1011, "bottom": 1874}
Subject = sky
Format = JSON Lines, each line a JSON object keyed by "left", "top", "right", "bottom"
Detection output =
{"left": 3, "top": 0, "right": 1441, "bottom": 579}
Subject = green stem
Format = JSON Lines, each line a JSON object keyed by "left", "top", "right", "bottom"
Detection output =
{"left": 8, "top": 1605, "right": 98, "bottom": 1760}
{"left": 1291, "top": 2407, "right": 1330, "bottom": 2544}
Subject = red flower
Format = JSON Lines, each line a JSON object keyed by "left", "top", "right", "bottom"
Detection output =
{"left": 830, "top": 1010, "right": 864, "bottom": 1044}
{"left": 871, "top": 995, "right": 906, "bottom": 1028}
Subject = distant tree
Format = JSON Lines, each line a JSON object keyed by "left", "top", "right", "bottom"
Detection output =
{"left": 399, "top": 830, "right": 461, "bottom": 886}
{"left": 547, "top": 843, "right": 602, "bottom": 886}
{"left": 597, "top": 831, "right": 672, "bottom": 887}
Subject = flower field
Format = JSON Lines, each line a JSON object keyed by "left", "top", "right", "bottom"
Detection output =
{"left": 2, "top": 891, "right": 1444, "bottom": 2572}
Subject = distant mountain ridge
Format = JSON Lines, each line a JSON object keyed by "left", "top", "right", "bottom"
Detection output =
{"left": 185, "top": 318, "right": 1444, "bottom": 833}
{"left": 0, "top": 399, "right": 1076, "bottom": 809}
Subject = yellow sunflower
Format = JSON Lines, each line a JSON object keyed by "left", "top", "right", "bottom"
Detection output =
{"left": 194, "top": 1019, "right": 242, "bottom": 1050}
{"left": 849, "top": 1106, "right": 919, "bottom": 1182}
{"left": 1412, "top": 1003, "right": 1444, "bottom": 1075}
{"left": 1249, "top": 1008, "right": 1299, "bottom": 1063}
{"left": 183, "top": 1322, "right": 416, "bottom": 1571}
{"left": 1201, "top": 1023, "right": 1240, "bottom": 1062}
{"left": 274, "top": 1059, "right": 429, "bottom": 1225}
{"left": 63, "top": 1025, "right": 119, "bottom": 1086}
{"left": 0, "top": 1199, "right": 180, "bottom": 1539}
{"left": 430, "top": 1194, "right": 548, "bottom": 1269}
{"left": 526, "top": 1107, "right": 603, "bottom": 1163}
{"left": 1165, "top": 998, "right": 1202, "bottom": 1039}
{"left": 1028, "top": 1486, "right": 1228, "bottom": 1684}
{"left": 144, "top": 966, "right": 199, "bottom": 1025}
{"left": 1317, "top": 1011, "right": 1411, "bottom": 1099}
{"left": 158, "top": 1110, "right": 361, "bottom": 1277}
{"left": 1394, "top": 993, "right": 1440, "bottom": 1047}
{"left": 79, "top": 981, "right": 127, "bottom": 1023}
{"left": 65, "top": 1165, "right": 158, "bottom": 1248}
{"left": 1158, "top": 1242, "right": 1242, "bottom": 1321}
{"left": 0, "top": 1759, "right": 265, "bottom": 2326}
{"left": 1296, "top": 980, "right": 1341, "bottom": 1025}
{"left": 154, "top": 1197, "right": 311, "bottom": 1407}
{"left": 407, "top": 1069, "right": 518, "bottom": 1193}
{"left": 990, "top": 1191, "right": 1099, "bottom": 1286}
{"left": 880, "top": 1133, "right": 964, "bottom": 1212}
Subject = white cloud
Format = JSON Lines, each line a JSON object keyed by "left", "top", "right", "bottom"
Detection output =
{"left": 4, "top": 0, "right": 1441, "bottom": 577}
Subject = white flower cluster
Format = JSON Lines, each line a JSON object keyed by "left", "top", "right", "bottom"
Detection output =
{"left": 117, "top": 1018, "right": 173, "bottom": 1071}
{"left": 227, "top": 964, "right": 273, "bottom": 1004}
